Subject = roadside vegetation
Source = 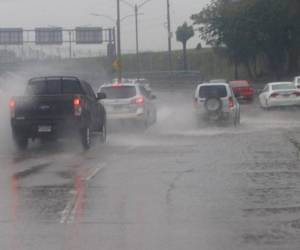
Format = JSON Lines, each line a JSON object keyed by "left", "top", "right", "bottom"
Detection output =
{"left": 191, "top": 0, "right": 300, "bottom": 80}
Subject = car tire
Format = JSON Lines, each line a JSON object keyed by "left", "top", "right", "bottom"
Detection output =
{"left": 14, "top": 135, "right": 28, "bottom": 150}
{"left": 204, "top": 98, "right": 222, "bottom": 112}
{"left": 152, "top": 110, "right": 157, "bottom": 125}
{"left": 237, "top": 112, "right": 241, "bottom": 125}
{"left": 81, "top": 127, "right": 91, "bottom": 150}
{"left": 100, "top": 123, "right": 107, "bottom": 143}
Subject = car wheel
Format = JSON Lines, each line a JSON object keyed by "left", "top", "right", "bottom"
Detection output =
{"left": 237, "top": 112, "right": 241, "bottom": 125}
{"left": 81, "top": 127, "right": 91, "bottom": 150}
{"left": 100, "top": 123, "right": 107, "bottom": 143}
{"left": 233, "top": 116, "right": 237, "bottom": 127}
{"left": 152, "top": 110, "right": 157, "bottom": 124}
{"left": 14, "top": 135, "right": 28, "bottom": 150}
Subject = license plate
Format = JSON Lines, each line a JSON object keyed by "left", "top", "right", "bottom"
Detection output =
{"left": 38, "top": 125, "right": 52, "bottom": 133}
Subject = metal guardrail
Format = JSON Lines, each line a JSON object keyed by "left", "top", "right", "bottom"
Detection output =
{"left": 123, "top": 70, "right": 203, "bottom": 81}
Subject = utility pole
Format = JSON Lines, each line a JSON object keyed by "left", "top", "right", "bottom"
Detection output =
{"left": 68, "top": 31, "right": 72, "bottom": 59}
{"left": 167, "top": 0, "right": 172, "bottom": 72}
{"left": 117, "top": 0, "right": 122, "bottom": 82}
{"left": 120, "top": 0, "right": 152, "bottom": 79}
{"left": 135, "top": 4, "right": 140, "bottom": 79}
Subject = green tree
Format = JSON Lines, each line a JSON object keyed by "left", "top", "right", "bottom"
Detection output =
{"left": 176, "top": 22, "right": 194, "bottom": 71}
{"left": 191, "top": 0, "right": 300, "bottom": 79}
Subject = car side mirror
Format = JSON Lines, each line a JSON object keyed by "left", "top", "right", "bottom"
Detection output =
{"left": 97, "top": 92, "right": 106, "bottom": 100}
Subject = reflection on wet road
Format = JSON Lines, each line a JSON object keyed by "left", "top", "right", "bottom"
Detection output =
{"left": 1, "top": 87, "right": 300, "bottom": 249}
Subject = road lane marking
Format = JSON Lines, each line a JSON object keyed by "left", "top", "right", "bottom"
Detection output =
{"left": 85, "top": 163, "right": 107, "bottom": 181}
{"left": 60, "top": 145, "right": 138, "bottom": 224}
{"left": 60, "top": 162, "right": 107, "bottom": 224}
{"left": 60, "top": 195, "right": 77, "bottom": 224}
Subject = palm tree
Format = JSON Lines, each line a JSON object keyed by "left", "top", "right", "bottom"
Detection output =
{"left": 176, "top": 22, "right": 194, "bottom": 71}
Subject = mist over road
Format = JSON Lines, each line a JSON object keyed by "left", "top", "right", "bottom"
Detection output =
{"left": 0, "top": 83, "right": 300, "bottom": 250}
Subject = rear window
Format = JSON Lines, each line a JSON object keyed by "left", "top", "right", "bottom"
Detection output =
{"left": 272, "top": 84, "right": 295, "bottom": 90}
{"left": 62, "top": 79, "right": 82, "bottom": 94}
{"left": 199, "top": 85, "right": 228, "bottom": 98}
{"left": 26, "top": 78, "right": 83, "bottom": 95}
{"left": 229, "top": 81, "right": 249, "bottom": 87}
{"left": 100, "top": 86, "right": 136, "bottom": 99}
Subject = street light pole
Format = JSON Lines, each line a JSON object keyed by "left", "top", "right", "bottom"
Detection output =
{"left": 117, "top": 0, "right": 122, "bottom": 82}
{"left": 120, "top": 0, "right": 152, "bottom": 79}
{"left": 135, "top": 4, "right": 140, "bottom": 79}
{"left": 167, "top": 0, "right": 172, "bottom": 72}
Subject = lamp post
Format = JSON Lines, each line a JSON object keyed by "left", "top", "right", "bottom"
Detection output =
{"left": 91, "top": 12, "right": 140, "bottom": 82}
{"left": 120, "top": 0, "right": 152, "bottom": 79}
{"left": 167, "top": 0, "right": 172, "bottom": 72}
{"left": 116, "top": 0, "right": 122, "bottom": 82}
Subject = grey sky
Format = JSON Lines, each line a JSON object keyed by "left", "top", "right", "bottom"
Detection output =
{"left": 0, "top": 0, "right": 210, "bottom": 53}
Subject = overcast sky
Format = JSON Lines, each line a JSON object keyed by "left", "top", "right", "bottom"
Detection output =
{"left": 0, "top": 0, "right": 210, "bottom": 53}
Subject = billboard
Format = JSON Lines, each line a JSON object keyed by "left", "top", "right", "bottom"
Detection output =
{"left": 75, "top": 27, "right": 103, "bottom": 44}
{"left": 35, "top": 27, "right": 63, "bottom": 45}
{"left": 0, "top": 28, "right": 23, "bottom": 45}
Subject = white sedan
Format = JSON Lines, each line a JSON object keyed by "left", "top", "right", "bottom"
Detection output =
{"left": 259, "top": 82, "right": 300, "bottom": 108}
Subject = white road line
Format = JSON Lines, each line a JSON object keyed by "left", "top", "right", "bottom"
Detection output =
{"left": 85, "top": 163, "right": 107, "bottom": 181}
{"left": 60, "top": 144, "right": 138, "bottom": 224}
{"left": 60, "top": 195, "right": 76, "bottom": 224}
{"left": 60, "top": 162, "right": 107, "bottom": 224}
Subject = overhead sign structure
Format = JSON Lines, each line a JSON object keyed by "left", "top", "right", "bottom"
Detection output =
{"left": 35, "top": 27, "right": 63, "bottom": 45}
{"left": 75, "top": 27, "right": 103, "bottom": 44}
{"left": 0, "top": 28, "right": 23, "bottom": 45}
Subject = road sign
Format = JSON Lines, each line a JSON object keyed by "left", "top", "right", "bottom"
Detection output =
{"left": 112, "top": 59, "right": 121, "bottom": 70}
{"left": 35, "top": 28, "right": 63, "bottom": 45}
{"left": 75, "top": 27, "right": 103, "bottom": 44}
{"left": 0, "top": 28, "right": 23, "bottom": 45}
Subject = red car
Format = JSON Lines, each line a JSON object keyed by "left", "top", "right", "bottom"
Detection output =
{"left": 229, "top": 80, "right": 255, "bottom": 101}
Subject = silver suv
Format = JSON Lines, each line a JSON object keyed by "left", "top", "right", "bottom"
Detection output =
{"left": 98, "top": 82, "right": 157, "bottom": 127}
{"left": 194, "top": 82, "right": 240, "bottom": 126}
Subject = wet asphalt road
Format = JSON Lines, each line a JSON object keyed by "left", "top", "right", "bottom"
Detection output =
{"left": 2, "top": 86, "right": 300, "bottom": 249}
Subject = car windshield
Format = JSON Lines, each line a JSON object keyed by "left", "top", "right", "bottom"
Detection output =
{"left": 199, "top": 85, "right": 227, "bottom": 98}
{"left": 100, "top": 86, "right": 136, "bottom": 99}
{"left": 272, "top": 84, "right": 295, "bottom": 90}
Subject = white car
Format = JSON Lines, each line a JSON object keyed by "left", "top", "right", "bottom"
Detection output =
{"left": 194, "top": 82, "right": 240, "bottom": 126}
{"left": 259, "top": 82, "right": 300, "bottom": 108}
{"left": 98, "top": 82, "right": 157, "bottom": 127}
{"left": 293, "top": 76, "right": 300, "bottom": 89}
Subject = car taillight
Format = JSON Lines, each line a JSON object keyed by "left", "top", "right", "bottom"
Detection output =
{"left": 270, "top": 93, "right": 279, "bottom": 98}
{"left": 9, "top": 99, "right": 16, "bottom": 118}
{"left": 228, "top": 97, "right": 234, "bottom": 108}
{"left": 112, "top": 83, "right": 122, "bottom": 88}
{"left": 73, "top": 97, "right": 82, "bottom": 116}
{"left": 131, "top": 96, "right": 144, "bottom": 105}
